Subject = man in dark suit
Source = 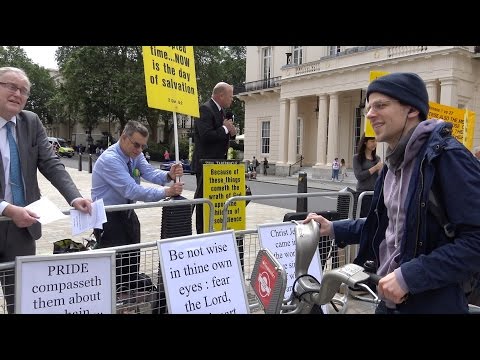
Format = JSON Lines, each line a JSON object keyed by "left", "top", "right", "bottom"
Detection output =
{"left": 192, "top": 82, "right": 236, "bottom": 234}
{"left": 0, "top": 67, "right": 92, "bottom": 313}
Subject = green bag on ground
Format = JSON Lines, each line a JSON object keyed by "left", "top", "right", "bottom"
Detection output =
{"left": 53, "top": 238, "right": 87, "bottom": 254}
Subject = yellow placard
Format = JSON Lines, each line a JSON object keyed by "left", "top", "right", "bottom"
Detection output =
{"left": 364, "top": 71, "right": 476, "bottom": 149}
{"left": 142, "top": 46, "right": 199, "bottom": 117}
{"left": 203, "top": 163, "right": 246, "bottom": 232}
{"left": 364, "top": 71, "right": 390, "bottom": 137}
{"left": 427, "top": 102, "right": 476, "bottom": 150}
{"left": 465, "top": 109, "right": 476, "bottom": 150}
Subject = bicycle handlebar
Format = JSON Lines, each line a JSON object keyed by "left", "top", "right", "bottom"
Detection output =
{"left": 293, "top": 263, "right": 379, "bottom": 307}
{"left": 283, "top": 220, "right": 380, "bottom": 313}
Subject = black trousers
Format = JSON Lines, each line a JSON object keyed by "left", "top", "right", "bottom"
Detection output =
{"left": 94, "top": 210, "right": 140, "bottom": 290}
{"left": 0, "top": 223, "right": 35, "bottom": 314}
{"left": 194, "top": 172, "right": 204, "bottom": 234}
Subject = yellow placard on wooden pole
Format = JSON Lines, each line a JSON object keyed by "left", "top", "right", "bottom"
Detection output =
{"left": 142, "top": 46, "right": 199, "bottom": 117}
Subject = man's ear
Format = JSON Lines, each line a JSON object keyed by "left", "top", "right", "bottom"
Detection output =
{"left": 408, "top": 108, "right": 418, "bottom": 117}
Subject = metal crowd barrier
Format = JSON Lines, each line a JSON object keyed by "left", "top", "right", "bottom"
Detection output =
{"left": 223, "top": 191, "right": 355, "bottom": 313}
{"left": 0, "top": 191, "right": 356, "bottom": 314}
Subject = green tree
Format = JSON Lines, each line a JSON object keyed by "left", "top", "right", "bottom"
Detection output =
{"left": 193, "top": 46, "right": 246, "bottom": 133}
{"left": 54, "top": 46, "right": 246, "bottom": 148}
{"left": 56, "top": 46, "right": 165, "bottom": 143}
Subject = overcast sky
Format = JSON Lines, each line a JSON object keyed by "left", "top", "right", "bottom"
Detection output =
{"left": 22, "top": 46, "right": 59, "bottom": 69}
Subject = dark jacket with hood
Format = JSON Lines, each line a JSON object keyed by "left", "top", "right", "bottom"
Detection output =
{"left": 333, "top": 120, "right": 480, "bottom": 313}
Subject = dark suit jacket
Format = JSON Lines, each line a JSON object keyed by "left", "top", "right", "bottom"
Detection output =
{"left": 0, "top": 110, "right": 82, "bottom": 240}
{"left": 192, "top": 99, "right": 234, "bottom": 174}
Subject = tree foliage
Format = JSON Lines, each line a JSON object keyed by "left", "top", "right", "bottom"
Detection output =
{"left": 194, "top": 46, "right": 246, "bottom": 132}
{"left": 1, "top": 46, "right": 246, "bottom": 146}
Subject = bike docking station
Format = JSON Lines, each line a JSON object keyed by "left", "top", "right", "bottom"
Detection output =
{"left": 254, "top": 220, "right": 332, "bottom": 314}
{"left": 250, "top": 220, "right": 378, "bottom": 314}
{"left": 250, "top": 249, "right": 287, "bottom": 314}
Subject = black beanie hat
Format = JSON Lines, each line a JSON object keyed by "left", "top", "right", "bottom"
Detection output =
{"left": 366, "top": 72, "right": 429, "bottom": 120}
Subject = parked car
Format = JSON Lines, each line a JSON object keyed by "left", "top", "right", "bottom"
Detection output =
{"left": 159, "top": 160, "right": 194, "bottom": 174}
{"left": 48, "top": 137, "right": 75, "bottom": 158}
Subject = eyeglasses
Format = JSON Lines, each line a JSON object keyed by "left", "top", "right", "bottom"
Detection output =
{"left": 126, "top": 136, "right": 148, "bottom": 150}
{"left": 365, "top": 99, "right": 399, "bottom": 115}
{"left": 0, "top": 82, "right": 30, "bottom": 97}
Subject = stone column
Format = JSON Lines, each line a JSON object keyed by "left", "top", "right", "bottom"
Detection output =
{"left": 315, "top": 94, "right": 328, "bottom": 165}
{"left": 426, "top": 80, "right": 438, "bottom": 104}
{"left": 439, "top": 77, "right": 458, "bottom": 107}
{"left": 326, "top": 92, "right": 339, "bottom": 165}
{"left": 287, "top": 98, "right": 298, "bottom": 164}
{"left": 277, "top": 98, "right": 289, "bottom": 164}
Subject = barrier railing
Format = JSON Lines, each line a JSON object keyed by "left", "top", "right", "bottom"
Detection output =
{"left": 223, "top": 191, "right": 355, "bottom": 313}
{"left": 0, "top": 191, "right": 357, "bottom": 314}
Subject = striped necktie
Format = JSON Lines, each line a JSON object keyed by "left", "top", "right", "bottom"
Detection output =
{"left": 6, "top": 122, "right": 25, "bottom": 206}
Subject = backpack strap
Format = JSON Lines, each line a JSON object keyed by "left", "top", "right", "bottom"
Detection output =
{"left": 428, "top": 189, "right": 455, "bottom": 238}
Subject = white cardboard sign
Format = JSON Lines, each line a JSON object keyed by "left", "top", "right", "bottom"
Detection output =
{"left": 15, "top": 251, "right": 116, "bottom": 314}
{"left": 157, "top": 230, "right": 250, "bottom": 314}
{"left": 257, "top": 222, "right": 328, "bottom": 313}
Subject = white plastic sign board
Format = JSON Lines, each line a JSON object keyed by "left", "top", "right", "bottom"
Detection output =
{"left": 15, "top": 251, "right": 116, "bottom": 314}
{"left": 257, "top": 222, "right": 328, "bottom": 313}
{"left": 157, "top": 230, "right": 250, "bottom": 314}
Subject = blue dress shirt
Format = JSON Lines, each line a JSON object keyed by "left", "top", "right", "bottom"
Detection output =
{"left": 91, "top": 142, "right": 171, "bottom": 205}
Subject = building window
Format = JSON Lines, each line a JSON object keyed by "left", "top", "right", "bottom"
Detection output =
{"left": 261, "top": 121, "right": 270, "bottom": 154}
{"left": 262, "top": 47, "right": 272, "bottom": 87}
{"left": 329, "top": 46, "right": 341, "bottom": 56}
{"left": 292, "top": 46, "right": 303, "bottom": 65}
{"left": 296, "top": 118, "right": 303, "bottom": 155}
{"left": 180, "top": 115, "right": 187, "bottom": 128}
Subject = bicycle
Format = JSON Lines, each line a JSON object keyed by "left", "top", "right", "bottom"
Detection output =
{"left": 278, "top": 220, "right": 480, "bottom": 314}
{"left": 250, "top": 220, "right": 379, "bottom": 314}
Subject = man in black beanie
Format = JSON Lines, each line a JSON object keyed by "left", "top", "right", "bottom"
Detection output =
{"left": 302, "top": 72, "right": 480, "bottom": 313}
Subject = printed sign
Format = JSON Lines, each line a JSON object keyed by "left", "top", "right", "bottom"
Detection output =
{"left": 257, "top": 222, "right": 328, "bottom": 314}
{"left": 428, "top": 102, "right": 476, "bottom": 150}
{"left": 202, "top": 160, "right": 246, "bottom": 231}
{"left": 157, "top": 230, "right": 249, "bottom": 314}
{"left": 365, "top": 71, "right": 476, "bottom": 149}
{"left": 15, "top": 251, "right": 115, "bottom": 314}
{"left": 142, "top": 46, "right": 199, "bottom": 117}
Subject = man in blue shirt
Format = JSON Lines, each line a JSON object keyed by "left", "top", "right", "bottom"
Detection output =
{"left": 92, "top": 120, "right": 183, "bottom": 290}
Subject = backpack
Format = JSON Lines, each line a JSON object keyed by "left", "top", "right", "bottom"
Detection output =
{"left": 428, "top": 189, "right": 480, "bottom": 305}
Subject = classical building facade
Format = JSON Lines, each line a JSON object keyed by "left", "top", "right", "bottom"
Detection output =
{"left": 237, "top": 46, "right": 480, "bottom": 177}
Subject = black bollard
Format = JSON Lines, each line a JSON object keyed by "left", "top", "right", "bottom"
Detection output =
{"left": 88, "top": 154, "right": 93, "bottom": 173}
{"left": 78, "top": 153, "right": 82, "bottom": 171}
{"left": 296, "top": 171, "right": 307, "bottom": 212}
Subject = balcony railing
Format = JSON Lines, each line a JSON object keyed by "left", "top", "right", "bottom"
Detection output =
{"left": 234, "top": 76, "right": 281, "bottom": 95}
